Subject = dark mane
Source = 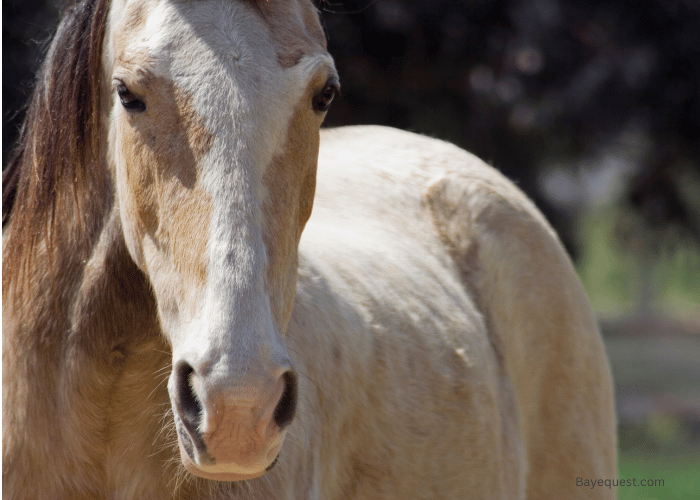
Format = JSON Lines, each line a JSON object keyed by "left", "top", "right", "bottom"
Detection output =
{"left": 2, "top": 0, "right": 111, "bottom": 279}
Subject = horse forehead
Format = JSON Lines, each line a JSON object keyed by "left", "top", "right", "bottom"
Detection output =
{"left": 112, "top": 0, "right": 326, "bottom": 67}
{"left": 112, "top": 1, "right": 260, "bottom": 62}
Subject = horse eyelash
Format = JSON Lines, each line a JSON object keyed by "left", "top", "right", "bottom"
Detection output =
{"left": 116, "top": 83, "right": 146, "bottom": 112}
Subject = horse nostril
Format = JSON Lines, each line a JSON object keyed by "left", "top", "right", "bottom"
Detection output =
{"left": 175, "top": 361, "right": 203, "bottom": 434}
{"left": 273, "top": 370, "right": 297, "bottom": 430}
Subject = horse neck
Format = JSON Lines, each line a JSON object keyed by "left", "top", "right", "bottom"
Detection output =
{"left": 2, "top": 195, "right": 162, "bottom": 497}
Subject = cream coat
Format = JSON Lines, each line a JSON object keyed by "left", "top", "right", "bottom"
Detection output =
{"left": 252, "top": 125, "right": 617, "bottom": 500}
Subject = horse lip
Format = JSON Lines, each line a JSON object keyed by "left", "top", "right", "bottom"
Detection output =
{"left": 175, "top": 416, "right": 215, "bottom": 466}
{"left": 178, "top": 434, "right": 275, "bottom": 481}
{"left": 175, "top": 416, "right": 283, "bottom": 480}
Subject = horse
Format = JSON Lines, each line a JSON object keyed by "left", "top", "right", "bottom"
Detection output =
{"left": 2, "top": 0, "right": 617, "bottom": 498}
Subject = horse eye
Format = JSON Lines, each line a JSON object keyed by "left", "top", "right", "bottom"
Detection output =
{"left": 312, "top": 80, "right": 340, "bottom": 112}
{"left": 116, "top": 84, "right": 146, "bottom": 112}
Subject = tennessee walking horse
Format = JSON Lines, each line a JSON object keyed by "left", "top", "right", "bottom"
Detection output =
{"left": 2, "top": 0, "right": 617, "bottom": 498}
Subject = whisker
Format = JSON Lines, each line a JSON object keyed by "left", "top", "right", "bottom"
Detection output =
{"left": 146, "top": 373, "right": 170, "bottom": 401}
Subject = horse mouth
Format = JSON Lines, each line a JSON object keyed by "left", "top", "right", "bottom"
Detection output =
{"left": 174, "top": 416, "right": 283, "bottom": 481}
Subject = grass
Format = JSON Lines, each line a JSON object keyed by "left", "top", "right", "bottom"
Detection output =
{"left": 617, "top": 453, "right": 700, "bottom": 499}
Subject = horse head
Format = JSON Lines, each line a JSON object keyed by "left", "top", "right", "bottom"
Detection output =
{"left": 105, "top": 0, "right": 338, "bottom": 481}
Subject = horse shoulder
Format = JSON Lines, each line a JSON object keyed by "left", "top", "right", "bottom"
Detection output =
{"left": 291, "top": 128, "right": 530, "bottom": 498}
{"left": 288, "top": 259, "right": 523, "bottom": 499}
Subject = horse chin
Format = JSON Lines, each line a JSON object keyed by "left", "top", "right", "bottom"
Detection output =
{"left": 178, "top": 438, "right": 281, "bottom": 482}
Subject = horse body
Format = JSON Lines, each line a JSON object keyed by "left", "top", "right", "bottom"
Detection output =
{"left": 288, "top": 125, "right": 616, "bottom": 500}
{"left": 2, "top": 0, "right": 616, "bottom": 498}
{"left": 290, "top": 126, "right": 525, "bottom": 499}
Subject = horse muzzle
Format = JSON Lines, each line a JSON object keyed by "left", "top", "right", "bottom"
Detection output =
{"left": 169, "top": 358, "right": 298, "bottom": 481}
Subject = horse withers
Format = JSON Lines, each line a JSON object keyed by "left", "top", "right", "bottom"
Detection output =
{"left": 2, "top": 0, "right": 617, "bottom": 498}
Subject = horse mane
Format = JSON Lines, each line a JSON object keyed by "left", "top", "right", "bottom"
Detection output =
{"left": 3, "top": 0, "right": 111, "bottom": 284}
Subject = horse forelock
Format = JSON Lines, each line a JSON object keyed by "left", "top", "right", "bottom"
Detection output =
{"left": 3, "top": 0, "right": 111, "bottom": 299}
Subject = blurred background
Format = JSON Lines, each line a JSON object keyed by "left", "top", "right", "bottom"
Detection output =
{"left": 4, "top": 0, "right": 700, "bottom": 497}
